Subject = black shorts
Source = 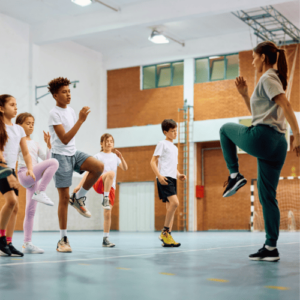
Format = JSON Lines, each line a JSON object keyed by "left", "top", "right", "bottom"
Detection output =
{"left": 157, "top": 177, "right": 177, "bottom": 203}
{"left": 0, "top": 169, "right": 18, "bottom": 196}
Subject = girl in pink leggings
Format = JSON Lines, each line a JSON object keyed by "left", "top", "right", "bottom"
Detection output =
{"left": 16, "top": 113, "right": 59, "bottom": 254}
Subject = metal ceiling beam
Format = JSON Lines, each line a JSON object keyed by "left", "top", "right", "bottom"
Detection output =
{"left": 232, "top": 5, "right": 300, "bottom": 46}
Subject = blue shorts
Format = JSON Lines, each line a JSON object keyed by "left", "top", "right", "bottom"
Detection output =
{"left": 52, "top": 151, "right": 90, "bottom": 188}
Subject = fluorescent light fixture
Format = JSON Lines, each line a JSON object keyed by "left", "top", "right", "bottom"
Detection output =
{"left": 148, "top": 30, "right": 169, "bottom": 44}
{"left": 210, "top": 56, "right": 221, "bottom": 59}
{"left": 72, "top": 0, "right": 92, "bottom": 7}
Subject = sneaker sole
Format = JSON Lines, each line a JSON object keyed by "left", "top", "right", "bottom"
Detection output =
{"left": 0, "top": 250, "right": 11, "bottom": 256}
{"left": 223, "top": 178, "right": 247, "bottom": 198}
{"left": 249, "top": 257, "right": 280, "bottom": 262}
{"left": 102, "top": 245, "right": 116, "bottom": 248}
{"left": 56, "top": 248, "right": 72, "bottom": 253}
{"left": 69, "top": 200, "right": 91, "bottom": 218}
{"left": 159, "top": 236, "right": 181, "bottom": 247}
{"left": 0, "top": 169, "right": 12, "bottom": 179}
{"left": 22, "top": 250, "right": 44, "bottom": 254}
{"left": 102, "top": 204, "right": 111, "bottom": 210}
{"left": 32, "top": 198, "right": 54, "bottom": 206}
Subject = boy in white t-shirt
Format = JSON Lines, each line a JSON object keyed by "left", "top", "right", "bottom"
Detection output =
{"left": 48, "top": 77, "right": 104, "bottom": 253}
{"left": 150, "top": 119, "right": 186, "bottom": 247}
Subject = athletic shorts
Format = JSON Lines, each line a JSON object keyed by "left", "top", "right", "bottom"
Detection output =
{"left": 52, "top": 151, "right": 91, "bottom": 188}
{"left": 93, "top": 176, "right": 115, "bottom": 206}
{"left": 157, "top": 177, "right": 177, "bottom": 203}
{"left": 0, "top": 169, "right": 18, "bottom": 196}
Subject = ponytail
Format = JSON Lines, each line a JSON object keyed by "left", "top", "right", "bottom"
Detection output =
{"left": 0, "top": 94, "right": 12, "bottom": 152}
{"left": 276, "top": 49, "right": 288, "bottom": 91}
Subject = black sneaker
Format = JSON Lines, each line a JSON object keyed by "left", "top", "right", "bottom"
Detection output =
{"left": 0, "top": 165, "right": 12, "bottom": 179}
{"left": 8, "top": 243, "right": 24, "bottom": 257}
{"left": 102, "top": 237, "right": 115, "bottom": 248}
{"left": 0, "top": 236, "right": 11, "bottom": 256}
{"left": 249, "top": 245, "right": 280, "bottom": 262}
{"left": 223, "top": 173, "right": 247, "bottom": 197}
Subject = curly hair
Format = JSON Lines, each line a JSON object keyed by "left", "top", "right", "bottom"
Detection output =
{"left": 16, "top": 112, "right": 35, "bottom": 125}
{"left": 48, "top": 77, "right": 71, "bottom": 95}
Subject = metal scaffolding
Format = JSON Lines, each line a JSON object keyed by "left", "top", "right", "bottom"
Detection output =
{"left": 232, "top": 6, "right": 300, "bottom": 46}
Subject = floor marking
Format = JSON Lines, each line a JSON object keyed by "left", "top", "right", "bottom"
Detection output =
{"left": 0, "top": 242, "right": 298, "bottom": 267}
{"left": 265, "top": 286, "right": 290, "bottom": 290}
{"left": 208, "top": 278, "right": 229, "bottom": 283}
{"left": 11, "top": 258, "right": 22, "bottom": 261}
{"left": 160, "top": 272, "right": 175, "bottom": 276}
{"left": 116, "top": 267, "right": 130, "bottom": 270}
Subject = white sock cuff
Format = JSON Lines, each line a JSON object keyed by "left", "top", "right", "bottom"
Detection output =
{"left": 76, "top": 187, "right": 88, "bottom": 199}
{"left": 104, "top": 192, "right": 109, "bottom": 197}
{"left": 60, "top": 229, "right": 67, "bottom": 239}
{"left": 103, "top": 232, "right": 109, "bottom": 237}
{"left": 265, "top": 245, "right": 276, "bottom": 251}
{"left": 230, "top": 172, "right": 238, "bottom": 179}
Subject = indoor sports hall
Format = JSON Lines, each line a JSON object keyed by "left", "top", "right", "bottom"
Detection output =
{"left": 0, "top": 1, "right": 299, "bottom": 300}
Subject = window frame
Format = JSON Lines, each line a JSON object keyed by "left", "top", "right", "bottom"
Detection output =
{"left": 142, "top": 60, "right": 184, "bottom": 90}
{"left": 194, "top": 53, "right": 239, "bottom": 83}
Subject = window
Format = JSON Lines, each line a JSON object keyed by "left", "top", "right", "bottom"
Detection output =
{"left": 195, "top": 54, "right": 239, "bottom": 83}
{"left": 143, "top": 61, "right": 184, "bottom": 89}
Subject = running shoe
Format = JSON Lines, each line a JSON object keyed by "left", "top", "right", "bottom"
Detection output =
{"left": 102, "top": 237, "right": 115, "bottom": 248}
{"left": 22, "top": 242, "right": 44, "bottom": 254}
{"left": 32, "top": 191, "right": 54, "bottom": 206}
{"left": 160, "top": 231, "right": 173, "bottom": 247}
{"left": 168, "top": 234, "right": 181, "bottom": 247}
{"left": 102, "top": 196, "right": 111, "bottom": 210}
{"left": 57, "top": 237, "right": 72, "bottom": 253}
{"left": 0, "top": 236, "right": 11, "bottom": 256}
{"left": 0, "top": 165, "right": 12, "bottom": 180}
{"left": 7, "top": 243, "right": 24, "bottom": 257}
{"left": 69, "top": 193, "right": 91, "bottom": 218}
{"left": 223, "top": 173, "right": 247, "bottom": 197}
{"left": 249, "top": 245, "right": 280, "bottom": 262}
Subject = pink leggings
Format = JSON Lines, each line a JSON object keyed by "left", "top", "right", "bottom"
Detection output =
{"left": 18, "top": 159, "right": 59, "bottom": 243}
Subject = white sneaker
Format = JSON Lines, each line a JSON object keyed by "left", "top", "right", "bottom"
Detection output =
{"left": 22, "top": 242, "right": 44, "bottom": 254}
{"left": 32, "top": 191, "right": 54, "bottom": 206}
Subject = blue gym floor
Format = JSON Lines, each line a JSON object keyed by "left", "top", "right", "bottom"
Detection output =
{"left": 0, "top": 231, "right": 299, "bottom": 300}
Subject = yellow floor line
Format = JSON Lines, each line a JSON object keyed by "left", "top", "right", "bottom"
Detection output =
{"left": 116, "top": 267, "right": 131, "bottom": 270}
{"left": 208, "top": 278, "right": 229, "bottom": 283}
{"left": 160, "top": 272, "right": 175, "bottom": 276}
{"left": 11, "top": 258, "right": 22, "bottom": 261}
{"left": 265, "top": 286, "right": 290, "bottom": 290}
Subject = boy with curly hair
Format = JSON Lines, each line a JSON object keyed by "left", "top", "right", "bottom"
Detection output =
{"left": 48, "top": 77, "right": 104, "bottom": 253}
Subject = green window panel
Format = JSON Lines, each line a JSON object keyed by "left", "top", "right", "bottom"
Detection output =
{"left": 195, "top": 58, "right": 209, "bottom": 83}
{"left": 143, "top": 66, "right": 156, "bottom": 89}
{"left": 226, "top": 54, "right": 239, "bottom": 79}
{"left": 157, "top": 63, "right": 171, "bottom": 87}
{"left": 172, "top": 62, "right": 184, "bottom": 86}
{"left": 210, "top": 57, "right": 225, "bottom": 81}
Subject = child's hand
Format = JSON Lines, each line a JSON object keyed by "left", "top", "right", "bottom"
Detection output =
{"left": 178, "top": 174, "right": 186, "bottom": 181}
{"left": 79, "top": 107, "right": 91, "bottom": 123}
{"left": 7, "top": 175, "right": 20, "bottom": 190}
{"left": 73, "top": 186, "right": 80, "bottom": 194}
{"left": 26, "top": 170, "right": 36, "bottom": 181}
{"left": 158, "top": 175, "right": 168, "bottom": 185}
{"left": 43, "top": 131, "right": 51, "bottom": 149}
{"left": 112, "top": 149, "right": 122, "bottom": 158}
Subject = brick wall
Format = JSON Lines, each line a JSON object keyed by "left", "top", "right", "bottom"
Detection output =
{"left": 107, "top": 67, "right": 184, "bottom": 128}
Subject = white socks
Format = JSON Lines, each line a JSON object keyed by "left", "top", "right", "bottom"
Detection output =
{"left": 103, "top": 232, "right": 109, "bottom": 238}
{"left": 104, "top": 192, "right": 109, "bottom": 197}
{"left": 230, "top": 172, "right": 238, "bottom": 179}
{"left": 76, "top": 187, "right": 88, "bottom": 199}
{"left": 60, "top": 229, "right": 67, "bottom": 239}
{"left": 265, "top": 245, "right": 276, "bottom": 251}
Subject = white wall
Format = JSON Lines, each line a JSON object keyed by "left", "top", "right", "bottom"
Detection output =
{"left": 0, "top": 13, "right": 106, "bottom": 231}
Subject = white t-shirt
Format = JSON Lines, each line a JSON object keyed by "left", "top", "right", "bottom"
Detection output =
{"left": 18, "top": 140, "right": 51, "bottom": 170}
{"left": 48, "top": 106, "right": 77, "bottom": 156}
{"left": 153, "top": 140, "right": 178, "bottom": 179}
{"left": 3, "top": 124, "right": 26, "bottom": 169}
{"left": 93, "top": 152, "right": 121, "bottom": 189}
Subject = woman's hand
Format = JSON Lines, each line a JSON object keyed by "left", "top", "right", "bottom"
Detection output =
{"left": 235, "top": 76, "right": 249, "bottom": 97}
{"left": 292, "top": 133, "right": 300, "bottom": 157}
{"left": 43, "top": 131, "right": 51, "bottom": 149}
{"left": 178, "top": 174, "right": 186, "bottom": 181}
{"left": 26, "top": 169, "right": 36, "bottom": 181}
{"left": 158, "top": 175, "right": 168, "bottom": 185}
{"left": 112, "top": 149, "right": 122, "bottom": 158}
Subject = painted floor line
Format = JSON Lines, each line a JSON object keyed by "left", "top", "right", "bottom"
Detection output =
{"left": 265, "top": 286, "right": 290, "bottom": 290}
{"left": 0, "top": 242, "right": 298, "bottom": 267}
{"left": 160, "top": 272, "right": 175, "bottom": 276}
{"left": 208, "top": 278, "right": 229, "bottom": 283}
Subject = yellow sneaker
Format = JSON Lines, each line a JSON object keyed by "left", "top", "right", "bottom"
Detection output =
{"left": 168, "top": 234, "right": 181, "bottom": 247}
{"left": 57, "top": 237, "right": 72, "bottom": 253}
{"left": 161, "top": 231, "right": 173, "bottom": 247}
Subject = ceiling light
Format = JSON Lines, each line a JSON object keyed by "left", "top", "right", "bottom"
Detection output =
{"left": 72, "top": 0, "right": 92, "bottom": 7}
{"left": 148, "top": 31, "right": 169, "bottom": 44}
{"left": 210, "top": 56, "right": 221, "bottom": 59}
